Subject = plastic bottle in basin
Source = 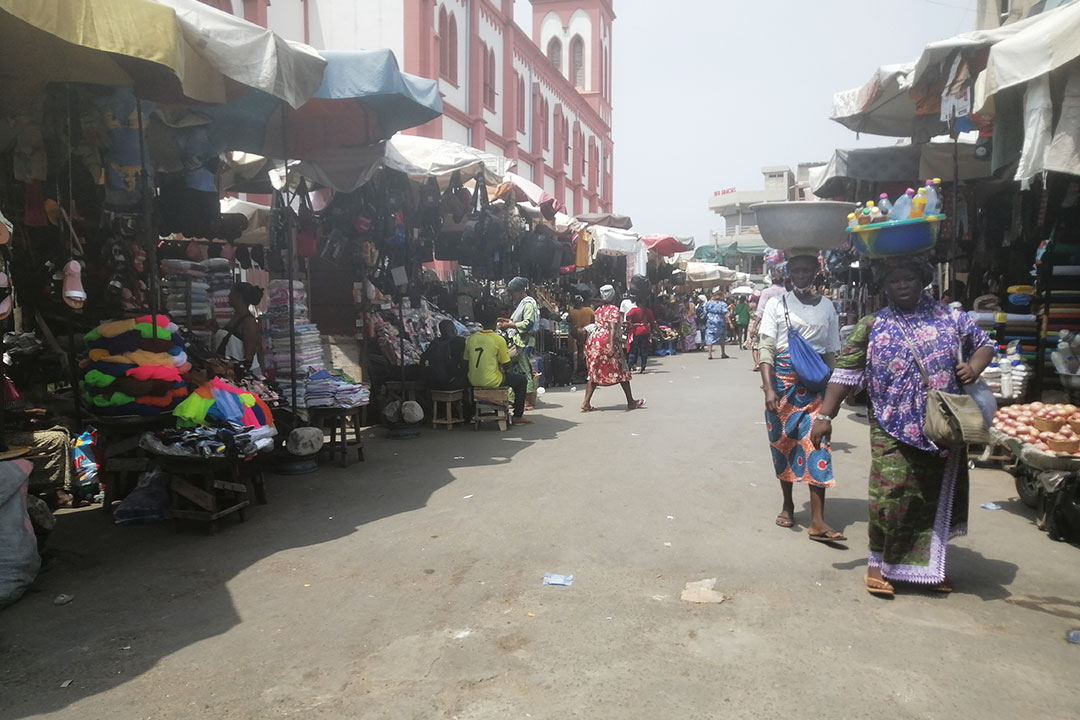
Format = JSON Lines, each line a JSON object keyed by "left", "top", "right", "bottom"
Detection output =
{"left": 924, "top": 178, "right": 941, "bottom": 215}
{"left": 870, "top": 206, "right": 885, "bottom": 223}
{"left": 890, "top": 189, "right": 915, "bottom": 221}
{"left": 910, "top": 187, "right": 928, "bottom": 219}
{"left": 847, "top": 213, "right": 857, "bottom": 230}
{"left": 857, "top": 207, "right": 873, "bottom": 225}
{"left": 877, "top": 193, "right": 893, "bottom": 216}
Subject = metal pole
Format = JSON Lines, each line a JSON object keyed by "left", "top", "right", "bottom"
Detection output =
{"left": 135, "top": 97, "right": 162, "bottom": 341}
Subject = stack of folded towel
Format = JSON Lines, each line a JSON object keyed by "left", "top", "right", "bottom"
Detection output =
{"left": 203, "top": 257, "right": 235, "bottom": 326}
{"left": 304, "top": 368, "right": 370, "bottom": 409}
{"left": 80, "top": 314, "right": 191, "bottom": 416}
{"left": 264, "top": 280, "right": 325, "bottom": 407}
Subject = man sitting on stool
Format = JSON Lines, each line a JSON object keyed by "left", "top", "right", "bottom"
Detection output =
{"left": 464, "top": 308, "right": 532, "bottom": 425}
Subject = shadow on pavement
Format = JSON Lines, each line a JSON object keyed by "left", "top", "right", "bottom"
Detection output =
{"left": 0, "top": 412, "right": 578, "bottom": 718}
{"left": 830, "top": 546, "right": 1019, "bottom": 601}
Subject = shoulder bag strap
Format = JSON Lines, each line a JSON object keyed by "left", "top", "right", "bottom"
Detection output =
{"left": 895, "top": 323, "right": 932, "bottom": 388}
{"left": 781, "top": 295, "right": 793, "bottom": 340}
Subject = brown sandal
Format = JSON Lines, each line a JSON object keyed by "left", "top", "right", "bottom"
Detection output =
{"left": 865, "top": 576, "right": 894, "bottom": 597}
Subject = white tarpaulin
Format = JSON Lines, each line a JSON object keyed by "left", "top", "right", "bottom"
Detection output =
{"left": 271, "top": 135, "right": 511, "bottom": 192}
{"left": 683, "top": 262, "right": 740, "bottom": 288}
{"left": 831, "top": 63, "right": 932, "bottom": 138}
{"left": 975, "top": 1, "right": 1080, "bottom": 108}
{"left": 153, "top": 0, "right": 326, "bottom": 109}
{"left": 591, "top": 226, "right": 640, "bottom": 256}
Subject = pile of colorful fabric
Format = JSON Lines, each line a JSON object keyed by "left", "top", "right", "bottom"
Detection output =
{"left": 146, "top": 376, "right": 277, "bottom": 458}
{"left": 265, "top": 280, "right": 325, "bottom": 408}
{"left": 80, "top": 314, "right": 191, "bottom": 416}
{"left": 304, "top": 369, "right": 370, "bottom": 408}
{"left": 204, "top": 257, "right": 234, "bottom": 326}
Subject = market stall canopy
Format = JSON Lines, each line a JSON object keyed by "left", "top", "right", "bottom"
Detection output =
{"left": 0, "top": 0, "right": 326, "bottom": 111}
{"left": 974, "top": 1, "right": 1080, "bottom": 108}
{"left": 725, "top": 235, "right": 769, "bottom": 255}
{"left": 810, "top": 135, "right": 991, "bottom": 197}
{"left": 640, "top": 235, "right": 695, "bottom": 256}
{"left": 831, "top": 63, "right": 946, "bottom": 139}
{"left": 909, "top": 5, "right": 1068, "bottom": 97}
{"left": 282, "top": 134, "right": 508, "bottom": 192}
{"left": 591, "top": 226, "right": 641, "bottom": 256}
{"left": 573, "top": 212, "right": 634, "bottom": 230}
{"left": 502, "top": 173, "right": 565, "bottom": 220}
{"left": 199, "top": 49, "right": 441, "bottom": 161}
{"left": 682, "top": 262, "right": 742, "bottom": 288}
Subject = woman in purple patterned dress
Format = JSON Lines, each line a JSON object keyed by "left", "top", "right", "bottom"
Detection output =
{"left": 810, "top": 255, "right": 994, "bottom": 597}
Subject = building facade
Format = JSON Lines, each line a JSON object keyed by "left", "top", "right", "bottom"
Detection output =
{"left": 213, "top": 0, "right": 615, "bottom": 216}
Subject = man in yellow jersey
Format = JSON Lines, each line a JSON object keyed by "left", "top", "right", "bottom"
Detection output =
{"left": 464, "top": 307, "right": 532, "bottom": 424}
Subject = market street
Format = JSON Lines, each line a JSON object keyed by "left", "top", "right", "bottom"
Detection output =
{"left": 2, "top": 351, "right": 1079, "bottom": 720}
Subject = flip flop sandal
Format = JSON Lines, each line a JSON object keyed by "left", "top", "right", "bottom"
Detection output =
{"left": 62, "top": 260, "right": 86, "bottom": 309}
{"left": 808, "top": 531, "right": 847, "bottom": 543}
{"left": 928, "top": 579, "right": 953, "bottom": 593}
{"left": 580, "top": 405, "right": 596, "bottom": 413}
{"left": 628, "top": 398, "right": 646, "bottom": 410}
{"left": 775, "top": 513, "right": 795, "bottom": 528}
{"left": 0, "top": 272, "right": 11, "bottom": 320}
{"left": 865, "top": 576, "right": 894, "bottom": 597}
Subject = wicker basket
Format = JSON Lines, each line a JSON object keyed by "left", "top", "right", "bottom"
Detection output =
{"left": 1046, "top": 437, "right": 1080, "bottom": 455}
{"left": 1033, "top": 416, "right": 1065, "bottom": 433}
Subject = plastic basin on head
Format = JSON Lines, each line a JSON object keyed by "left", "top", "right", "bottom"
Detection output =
{"left": 850, "top": 216, "right": 943, "bottom": 258}
{"left": 750, "top": 201, "right": 854, "bottom": 251}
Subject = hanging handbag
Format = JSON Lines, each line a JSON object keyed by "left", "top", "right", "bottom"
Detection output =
{"left": 296, "top": 184, "right": 319, "bottom": 258}
{"left": 781, "top": 296, "right": 831, "bottom": 391}
{"left": 897, "top": 328, "right": 990, "bottom": 448}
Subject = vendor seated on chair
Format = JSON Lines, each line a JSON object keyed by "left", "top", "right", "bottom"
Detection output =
{"left": 420, "top": 320, "right": 467, "bottom": 392}
{"left": 464, "top": 308, "right": 532, "bottom": 425}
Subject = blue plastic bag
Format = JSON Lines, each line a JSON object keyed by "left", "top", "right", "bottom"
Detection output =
{"left": 782, "top": 297, "right": 831, "bottom": 391}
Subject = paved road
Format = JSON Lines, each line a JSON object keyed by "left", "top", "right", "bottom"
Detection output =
{"left": 2, "top": 350, "right": 1079, "bottom": 719}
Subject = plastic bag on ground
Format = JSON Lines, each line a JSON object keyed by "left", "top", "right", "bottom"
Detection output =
{"left": 0, "top": 459, "right": 40, "bottom": 609}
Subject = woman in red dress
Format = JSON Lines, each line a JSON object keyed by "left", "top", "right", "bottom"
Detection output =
{"left": 582, "top": 285, "right": 646, "bottom": 412}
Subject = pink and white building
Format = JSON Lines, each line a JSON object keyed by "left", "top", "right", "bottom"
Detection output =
{"left": 210, "top": 0, "right": 616, "bottom": 216}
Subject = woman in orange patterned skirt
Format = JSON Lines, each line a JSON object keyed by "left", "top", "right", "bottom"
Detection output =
{"left": 757, "top": 253, "right": 843, "bottom": 542}
{"left": 581, "top": 285, "right": 646, "bottom": 412}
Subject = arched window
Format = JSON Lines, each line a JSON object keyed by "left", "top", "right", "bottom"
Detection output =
{"left": 542, "top": 99, "right": 550, "bottom": 150}
{"left": 484, "top": 47, "right": 496, "bottom": 109}
{"left": 516, "top": 73, "right": 525, "bottom": 132}
{"left": 438, "top": 7, "right": 449, "bottom": 79}
{"left": 547, "top": 37, "right": 562, "bottom": 74}
{"left": 448, "top": 13, "right": 458, "bottom": 83}
{"left": 570, "top": 35, "right": 585, "bottom": 88}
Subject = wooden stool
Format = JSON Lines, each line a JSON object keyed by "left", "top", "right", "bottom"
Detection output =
{"left": 472, "top": 387, "right": 511, "bottom": 431}
{"left": 309, "top": 406, "right": 366, "bottom": 467}
{"left": 430, "top": 389, "right": 465, "bottom": 430}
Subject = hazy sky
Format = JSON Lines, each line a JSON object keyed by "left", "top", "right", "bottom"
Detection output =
{"left": 518, "top": 0, "right": 977, "bottom": 241}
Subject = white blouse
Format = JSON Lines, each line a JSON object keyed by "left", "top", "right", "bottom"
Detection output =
{"left": 759, "top": 292, "right": 841, "bottom": 355}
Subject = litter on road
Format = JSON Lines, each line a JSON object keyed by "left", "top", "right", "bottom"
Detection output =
{"left": 53, "top": 594, "right": 74, "bottom": 606}
{"left": 680, "top": 578, "right": 727, "bottom": 604}
{"left": 543, "top": 573, "right": 574, "bottom": 586}
{"left": 981, "top": 502, "right": 1003, "bottom": 510}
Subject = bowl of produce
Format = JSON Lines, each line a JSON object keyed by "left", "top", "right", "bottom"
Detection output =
{"left": 751, "top": 201, "right": 853, "bottom": 251}
{"left": 850, "top": 215, "right": 943, "bottom": 258}
{"left": 1033, "top": 415, "right": 1066, "bottom": 433}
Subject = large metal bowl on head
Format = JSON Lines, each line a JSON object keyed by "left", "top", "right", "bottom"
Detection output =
{"left": 750, "top": 201, "right": 853, "bottom": 250}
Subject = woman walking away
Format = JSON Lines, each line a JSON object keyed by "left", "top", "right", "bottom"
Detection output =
{"left": 625, "top": 302, "right": 656, "bottom": 373}
{"left": 758, "top": 252, "right": 842, "bottom": 541}
{"left": 498, "top": 277, "right": 539, "bottom": 409}
{"left": 811, "top": 254, "right": 994, "bottom": 597}
{"left": 702, "top": 294, "right": 730, "bottom": 359}
{"left": 582, "top": 285, "right": 646, "bottom": 412}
